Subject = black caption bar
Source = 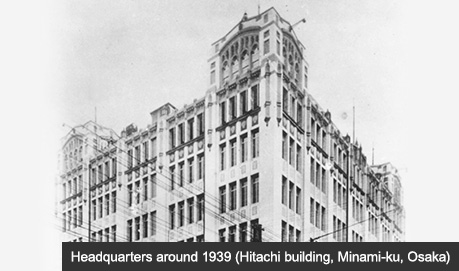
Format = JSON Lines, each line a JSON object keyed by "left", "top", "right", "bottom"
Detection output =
{"left": 63, "top": 242, "right": 458, "bottom": 271}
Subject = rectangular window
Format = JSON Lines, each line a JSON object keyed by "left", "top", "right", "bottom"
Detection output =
{"left": 315, "top": 202, "right": 320, "bottom": 229}
{"left": 297, "top": 103, "right": 303, "bottom": 127}
{"left": 240, "top": 134, "right": 247, "bottom": 163}
{"left": 135, "top": 181, "right": 140, "bottom": 204}
{"left": 188, "top": 118, "right": 194, "bottom": 141}
{"left": 111, "top": 191, "right": 116, "bottom": 213}
{"left": 197, "top": 113, "right": 204, "bottom": 136}
{"left": 178, "top": 123, "right": 185, "bottom": 145}
{"left": 170, "top": 166, "right": 175, "bottom": 191}
{"left": 264, "top": 39, "right": 270, "bottom": 55}
{"left": 112, "top": 225, "right": 116, "bottom": 242}
{"left": 283, "top": 88, "right": 288, "bottom": 112}
{"left": 127, "top": 220, "right": 132, "bottom": 242}
{"left": 210, "top": 70, "right": 216, "bottom": 85}
{"left": 229, "top": 96, "right": 237, "bottom": 120}
{"left": 219, "top": 186, "right": 226, "bottom": 214}
{"left": 151, "top": 174, "right": 157, "bottom": 198}
{"left": 289, "top": 225, "right": 294, "bottom": 242}
{"left": 321, "top": 168, "right": 326, "bottom": 193}
{"left": 143, "top": 141, "right": 149, "bottom": 162}
{"left": 151, "top": 137, "right": 157, "bottom": 158}
{"left": 296, "top": 187, "right": 301, "bottom": 214}
{"left": 282, "top": 132, "right": 288, "bottom": 160}
{"left": 197, "top": 154, "right": 204, "bottom": 180}
{"left": 78, "top": 206, "right": 83, "bottom": 226}
{"left": 289, "top": 138, "right": 295, "bottom": 165}
{"left": 169, "top": 128, "right": 176, "bottom": 149}
{"left": 169, "top": 205, "right": 175, "bottom": 229}
{"left": 281, "top": 221, "right": 287, "bottom": 242}
{"left": 220, "top": 144, "right": 226, "bottom": 170}
{"left": 219, "top": 229, "right": 226, "bottom": 242}
{"left": 188, "top": 198, "right": 194, "bottom": 224}
{"left": 230, "top": 140, "right": 236, "bottom": 167}
{"left": 135, "top": 146, "right": 140, "bottom": 166}
{"left": 178, "top": 162, "right": 184, "bottom": 187}
{"left": 143, "top": 177, "right": 148, "bottom": 201}
{"left": 197, "top": 194, "right": 204, "bottom": 221}
{"left": 178, "top": 201, "right": 184, "bottom": 227}
{"left": 240, "top": 90, "right": 247, "bottom": 115}
{"left": 296, "top": 144, "right": 302, "bottom": 172}
{"left": 290, "top": 96, "right": 295, "bottom": 117}
{"left": 135, "top": 217, "right": 140, "bottom": 241}
{"left": 98, "top": 197, "right": 103, "bottom": 218}
{"left": 112, "top": 158, "right": 117, "bottom": 177}
{"left": 310, "top": 198, "right": 315, "bottom": 225}
{"left": 142, "top": 214, "right": 148, "bottom": 238}
{"left": 92, "top": 200, "right": 96, "bottom": 220}
{"left": 239, "top": 222, "right": 247, "bottom": 242}
{"left": 289, "top": 182, "right": 294, "bottom": 210}
{"left": 150, "top": 211, "right": 156, "bottom": 236}
{"left": 281, "top": 176, "right": 287, "bottom": 205}
{"left": 78, "top": 175, "right": 82, "bottom": 192}
{"left": 229, "top": 182, "right": 237, "bottom": 210}
{"left": 105, "top": 194, "right": 110, "bottom": 216}
{"left": 277, "top": 40, "right": 280, "bottom": 55}
{"left": 98, "top": 165, "right": 103, "bottom": 184}
{"left": 188, "top": 158, "right": 194, "bottom": 183}
{"left": 251, "top": 129, "right": 259, "bottom": 158}
{"left": 240, "top": 178, "right": 248, "bottom": 207}
{"left": 321, "top": 206, "right": 326, "bottom": 231}
{"left": 229, "top": 226, "right": 236, "bottom": 242}
{"left": 220, "top": 102, "right": 226, "bottom": 125}
{"left": 251, "top": 174, "right": 259, "bottom": 204}
{"left": 251, "top": 85, "right": 259, "bottom": 109}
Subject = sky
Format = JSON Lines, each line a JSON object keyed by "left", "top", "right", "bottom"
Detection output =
{"left": 2, "top": 0, "right": 459, "bottom": 270}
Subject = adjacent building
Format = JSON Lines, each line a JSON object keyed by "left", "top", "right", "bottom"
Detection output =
{"left": 58, "top": 8, "right": 405, "bottom": 242}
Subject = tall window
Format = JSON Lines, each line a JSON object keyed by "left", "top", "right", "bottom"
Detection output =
{"left": 219, "top": 186, "right": 226, "bottom": 213}
{"left": 229, "top": 96, "right": 237, "bottom": 120}
{"left": 188, "top": 118, "right": 194, "bottom": 141}
{"left": 289, "top": 138, "right": 295, "bottom": 165}
{"left": 220, "top": 144, "right": 226, "bottom": 171}
{"left": 169, "top": 128, "right": 176, "bottom": 149}
{"left": 289, "top": 182, "right": 294, "bottom": 210}
{"left": 251, "top": 129, "right": 259, "bottom": 158}
{"left": 105, "top": 194, "right": 110, "bottom": 216}
{"left": 127, "top": 220, "right": 133, "bottom": 242}
{"left": 178, "top": 123, "right": 185, "bottom": 145}
{"left": 197, "top": 113, "right": 204, "bottom": 136}
{"left": 111, "top": 191, "right": 116, "bottom": 213}
{"left": 143, "top": 141, "right": 149, "bottom": 162}
{"left": 251, "top": 85, "right": 259, "bottom": 109}
{"left": 142, "top": 214, "right": 148, "bottom": 238}
{"left": 230, "top": 140, "right": 236, "bottom": 167}
{"left": 282, "top": 132, "right": 288, "bottom": 160}
{"left": 296, "top": 187, "right": 301, "bottom": 214}
{"left": 240, "top": 91, "right": 247, "bottom": 115}
{"left": 104, "top": 161, "right": 109, "bottom": 180}
{"left": 170, "top": 166, "right": 175, "bottom": 191}
{"left": 197, "top": 194, "right": 204, "bottom": 221}
{"left": 111, "top": 158, "right": 117, "bottom": 177}
{"left": 229, "top": 182, "right": 237, "bottom": 210}
{"left": 264, "top": 39, "right": 270, "bottom": 55}
{"left": 229, "top": 226, "right": 236, "bottom": 242}
{"left": 281, "top": 176, "right": 287, "bottom": 205}
{"left": 297, "top": 103, "right": 303, "bottom": 127}
{"left": 143, "top": 177, "right": 148, "bottom": 201}
{"left": 197, "top": 155, "right": 204, "bottom": 180}
{"left": 135, "top": 146, "right": 140, "bottom": 165}
{"left": 150, "top": 211, "right": 157, "bottom": 236}
{"left": 169, "top": 205, "right": 175, "bottom": 229}
{"left": 151, "top": 174, "right": 157, "bottom": 198}
{"left": 135, "top": 217, "right": 140, "bottom": 240}
{"left": 135, "top": 181, "right": 140, "bottom": 205}
{"left": 239, "top": 223, "right": 247, "bottom": 242}
{"left": 178, "top": 201, "right": 184, "bottom": 227}
{"left": 240, "top": 178, "right": 248, "bottom": 207}
{"left": 178, "top": 162, "right": 184, "bottom": 187}
{"left": 151, "top": 137, "right": 157, "bottom": 158}
{"left": 188, "top": 198, "right": 194, "bottom": 224}
{"left": 251, "top": 174, "right": 259, "bottom": 204}
{"left": 188, "top": 158, "right": 194, "bottom": 183}
{"left": 220, "top": 102, "right": 226, "bottom": 125}
{"left": 296, "top": 144, "right": 302, "bottom": 172}
{"left": 240, "top": 134, "right": 247, "bottom": 163}
{"left": 283, "top": 88, "right": 288, "bottom": 112}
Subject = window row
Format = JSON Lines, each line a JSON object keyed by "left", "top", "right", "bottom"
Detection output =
{"left": 63, "top": 175, "right": 83, "bottom": 199}
{"left": 169, "top": 194, "right": 204, "bottom": 230}
{"left": 351, "top": 230, "right": 363, "bottom": 242}
{"left": 169, "top": 154, "right": 204, "bottom": 190}
{"left": 281, "top": 221, "right": 301, "bottom": 242}
{"left": 62, "top": 206, "right": 83, "bottom": 232}
{"left": 332, "top": 216, "right": 346, "bottom": 242}
{"left": 177, "top": 235, "right": 204, "bottom": 242}
{"left": 91, "top": 225, "right": 117, "bottom": 242}
{"left": 219, "top": 219, "right": 259, "bottom": 242}
{"left": 282, "top": 131, "right": 302, "bottom": 172}
{"left": 127, "top": 211, "right": 157, "bottom": 242}
{"left": 219, "top": 174, "right": 259, "bottom": 213}
{"left": 221, "top": 45, "right": 259, "bottom": 82}
{"left": 127, "top": 137, "right": 157, "bottom": 168}
{"left": 90, "top": 157, "right": 117, "bottom": 186}
{"left": 91, "top": 191, "right": 117, "bottom": 220}
{"left": 282, "top": 88, "right": 303, "bottom": 127}
{"left": 127, "top": 174, "right": 156, "bottom": 206}
{"left": 310, "top": 198, "right": 326, "bottom": 231}
{"left": 219, "top": 85, "right": 259, "bottom": 125}
{"left": 169, "top": 113, "right": 205, "bottom": 149}
{"left": 332, "top": 142, "right": 348, "bottom": 170}
{"left": 219, "top": 129, "right": 259, "bottom": 170}
{"left": 281, "top": 176, "right": 301, "bottom": 214}
{"left": 310, "top": 158, "right": 327, "bottom": 193}
{"left": 311, "top": 118, "right": 327, "bottom": 150}
{"left": 368, "top": 212, "right": 379, "bottom": 236}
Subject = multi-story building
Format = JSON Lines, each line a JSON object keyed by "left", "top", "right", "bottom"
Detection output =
{"left": 57, "top": 8, "right": 404, "bottom": 242}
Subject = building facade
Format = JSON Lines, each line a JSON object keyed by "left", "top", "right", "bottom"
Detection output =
{"left": 58, "top": 8, "right": 405, "bottom": 242}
